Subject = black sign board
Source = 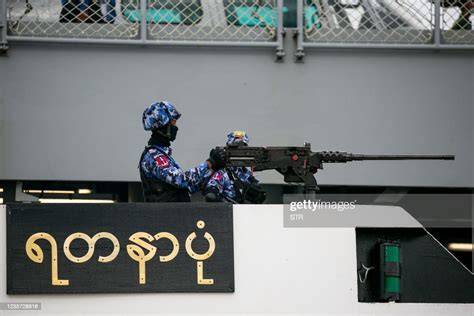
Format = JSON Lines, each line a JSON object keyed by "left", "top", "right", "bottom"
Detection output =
{"left": 7, "top": 203, "right": 234, "bottom": 294}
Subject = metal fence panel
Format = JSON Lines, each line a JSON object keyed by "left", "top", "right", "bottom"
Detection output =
{"left": 303, "top": 0, "right": 436, "bottom": 44}
{"left": 147, "top": 0, "right": 278, "bottom": 42}
{"left": 7, "top": 0, "right": 280, "bottom": 43}
{"left": 439, "top": 0, "right": 474, "bottom": 44}
{"left": 7, "top": 0, "right": 141, "bottom": 39}
{"left": 5, "top": 0, "right": 473, "bottom": 48}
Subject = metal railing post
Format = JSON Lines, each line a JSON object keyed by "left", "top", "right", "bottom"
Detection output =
{"left": 434, "top": 0, "right": 441, "bottom": 47}
{"left": 140, "top": 0, "right": 147, "bottom": 43}
{"left": 275, "top": 0, "right": 284, "bottom": 59}
{"left": 295, "top": 0, "right": 304, "bottom": 60}
{"left": 1, "top": 0, "right": 8, "bottom": 51}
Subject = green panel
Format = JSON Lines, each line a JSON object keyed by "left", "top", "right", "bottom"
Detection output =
{"left": 304, "top": 5, "right": 321, "bottom": 29}
{"left": 122, "top": 9, "right": 140, "bottom": 22}
{"left": 224, "top": 1, "right": 290, "bottom": 27}
{"left": 385, "top": 245, "right": 400, "bottom": 262}
{"left": 122, "top": 0, "right": 201, "bottom": 25}
{"left": 385, "top": 276, "right": 401, "bottom": 293}
{"left": 235, "top": 6, "right": 262, "bottom": 26}
{"left": 283, "top": 0, "right": 296, "bottom": 27}
{"left": 122, "top": 9, "right": 181, "bottom": 23}
{"left": 257, "top": 6, "right": 276, "bottom": 27}
{"left": 147, "top": 8, "right": 182, "bottom": 23}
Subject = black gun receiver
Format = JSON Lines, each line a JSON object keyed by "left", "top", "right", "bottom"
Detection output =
{"left": 217, "top": 143, "right": 455, "bottom": 194}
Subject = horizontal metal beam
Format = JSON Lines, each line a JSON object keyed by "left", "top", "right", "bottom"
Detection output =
{"left": 7, "top": 36, "right": 279, "bottom": 47}
{"left": 302, "top": 42, "right": 474, "bottom": 50}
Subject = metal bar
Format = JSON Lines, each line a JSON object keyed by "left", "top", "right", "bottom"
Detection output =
{"left": 276, "top": 0, "right": 284, "bottom": 55}
{"left": 302, "top": 42, "right": 474, "bottom": 50}
{"left": 350, "top": 154, "right": 455, "bottom": 161}
{"left": 1, "top": 0, "right": 7, "bottom": 50}
{"left": 6, "top": 36, "right": 280, "bottom": 47}
{"left": 434, "top": 0, "right": 441, "bottom": 47}
{"left": 7, "top": 36, "right": 472, "bottom": 49}
{"left": 295, "top": 0, "right": 304, "bottom": 57}
{"left": 140, "top": 0, "right": 147, "bottom": 42}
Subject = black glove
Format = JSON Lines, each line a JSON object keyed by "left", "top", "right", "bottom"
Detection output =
{"left": 208, "top": 148, "right": 226, "bottom": 171}
{"left": 202, "top": 187, "right": 223, "bottom": 202}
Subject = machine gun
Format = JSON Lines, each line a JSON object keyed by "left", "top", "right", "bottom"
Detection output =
{"left": 217, "top": 143, "right": 455, "bottom": 194}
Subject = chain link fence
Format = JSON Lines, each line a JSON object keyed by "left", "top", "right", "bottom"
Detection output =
{"left": 301, "top": 0, "right": 473, "bottom": 46}
{"left": 439, "top": 0, "right": 474, "bottom": 44}
{"left": 146, "top": 0, "right": 278, "bottom": 42}
{"left": 5, "top": 0, "right": 473, "bottom": 46}
{"left": 6, "top": 0, "right": 280, "bottom": 42}
{"left": 302, "top": 0, "right": 436, "bottom": 44}
{"left": 7, "top": 0, "right": 140, "bottom": 39}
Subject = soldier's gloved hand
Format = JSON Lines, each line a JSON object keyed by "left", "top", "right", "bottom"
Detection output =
{"left": 208, "top": 148, "right": 226, "bottom": 171}
{"left": 203, "top": 187, "right": 222, "bottom": 202}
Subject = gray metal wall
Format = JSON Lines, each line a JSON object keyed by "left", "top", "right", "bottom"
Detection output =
{"left": 0, "top": 43, "right": 472, "bottom": 187}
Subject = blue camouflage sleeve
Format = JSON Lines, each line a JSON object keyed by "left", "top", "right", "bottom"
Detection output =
{"left": 205, "top": 170, "right": 236, "bottom": 201}
{"left": 141, "top": 150, "right": 211, "bottom": 193}
{"left": 186, "top": 162, "right": 213, "bottom": 194}
{"left": 234, "top": 167, "right": 258, "bottom": 184}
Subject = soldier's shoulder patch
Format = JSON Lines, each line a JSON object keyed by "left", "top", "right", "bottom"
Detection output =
{"left": 153, "top": 153, "right": 170, "bottom": 168}
{"left": 211, "top": 172, "right": 223, "bottom": 181}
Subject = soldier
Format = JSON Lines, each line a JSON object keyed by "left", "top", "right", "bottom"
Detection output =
{"left": 203, "top": 131, "right": 266, "bottom": 204}
{"left": 139, "top": 101, "right": 225, "bottom": 202}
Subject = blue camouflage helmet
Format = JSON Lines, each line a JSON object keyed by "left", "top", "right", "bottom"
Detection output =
{"left": 142, "top": 101, "right": 181, "bottom": 131}
{"left": 226, "top": 131, "right": 249, "bottom": 146}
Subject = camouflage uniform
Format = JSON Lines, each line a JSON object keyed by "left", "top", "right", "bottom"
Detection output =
{"left": 140, "top": 146, "right": 212, "bottom": 195}
{"left": 204, "top": 131, "right": 259, "bottom": 203}
{"left": 139, "top": 101, "right": 212, "bottom": 202}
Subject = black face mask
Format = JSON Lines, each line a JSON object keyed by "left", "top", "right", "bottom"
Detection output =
{"left": 156, "top": 124, "right": 178, "bottom": 141}
{"left": 149, "top": 124, "right": 178, "bottom": 148}
{"left": 169, "top": 125, "right": 178, "bottom": 142}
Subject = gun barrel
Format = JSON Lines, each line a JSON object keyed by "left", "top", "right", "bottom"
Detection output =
{"left": 351, "top": 154, "right": 455, "bottom": 161}
{"left": 317, "top": 151, "right": 455, "bottom": 163}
